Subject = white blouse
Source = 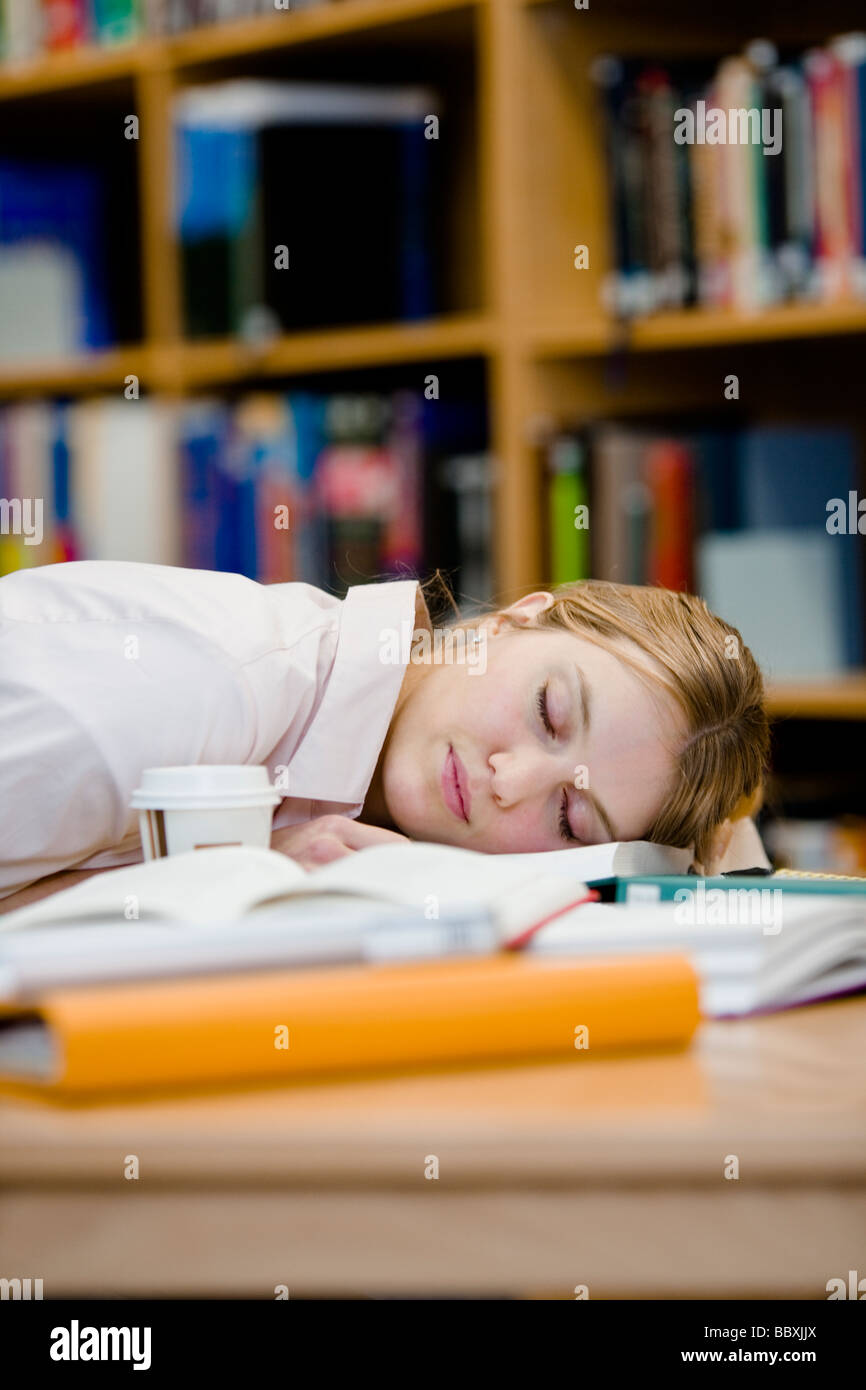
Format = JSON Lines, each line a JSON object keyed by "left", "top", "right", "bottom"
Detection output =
{"left": 0, "top": 561, "right": 418, "bottom": 897}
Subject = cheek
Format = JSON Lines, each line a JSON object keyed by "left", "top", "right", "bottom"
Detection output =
{"left": 470, "top": 805, "right": 556, "bottom": 853}
{"left": 383, "top": 724, "right": 427, "bottom": 802}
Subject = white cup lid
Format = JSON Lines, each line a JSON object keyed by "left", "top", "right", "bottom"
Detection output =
{"left": 131, "top": 765, "right": 281, "bottom": 810}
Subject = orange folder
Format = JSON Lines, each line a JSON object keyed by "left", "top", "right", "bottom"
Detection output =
{"left": 4, "top": 952, "right": 700, "bottom": 1095}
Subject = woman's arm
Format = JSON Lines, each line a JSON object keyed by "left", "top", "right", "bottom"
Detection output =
{"left": 0, "top": 866, "right": 117, "bottom": 916}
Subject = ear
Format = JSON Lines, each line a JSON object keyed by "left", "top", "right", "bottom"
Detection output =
{"left": 480, "top": 591, "right": 555, "bottom": 636}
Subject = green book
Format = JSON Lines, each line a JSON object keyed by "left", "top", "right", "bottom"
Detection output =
{"left": 92, "top": 0, "right": 142, "bottom": 44}
{"left": 548, "top": 435, "right": 589, "bottom": 585}
{"left": 616, "top": 873, "right": 866, "bottom": 905}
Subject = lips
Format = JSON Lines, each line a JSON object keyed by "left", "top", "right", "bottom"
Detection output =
{"left": 442, "top": 744, "right": 471, "bottom": 823}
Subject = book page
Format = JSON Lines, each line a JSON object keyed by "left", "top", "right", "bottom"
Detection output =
{"left": 0, "top": 846, "right": 307, "bottom": 932}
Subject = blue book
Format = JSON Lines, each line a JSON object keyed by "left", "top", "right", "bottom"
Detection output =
{"left": 0, "top": 161, "right": 112, "bottom": 349}
{"left": 737, "top": 425, "right": 864, "bottom": 666}
{"left": 235, "top": 467, "right": 258, "bottom": 581}
{"left": 50, "top": 405, "right": 71, "bottom": 529}
{"left": 856, "top": 54, "right": 866, "bottom": 259}
{"left": 692, "top": 430, "right": 740, "bottom": 532}
{"left": 176, "top": 124, "right": 259, "bottom": 337}
{"left": 180, "top": 404, "right": 228, "bottom": 572}
{"left": 399, "top": 120, "right": 435, "bottom": 320}
{"left": 213, "top": 460, "right": 240, "bottom": 576}
{"left": 287, "top": 392, "right": 327, "bottom": 586}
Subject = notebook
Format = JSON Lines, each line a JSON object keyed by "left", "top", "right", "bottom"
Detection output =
{"left": 617, "top": 873, "right": 866, "bottom": 902}
{"left": 0, "top": 953, "right": 699, "bottom": 1094}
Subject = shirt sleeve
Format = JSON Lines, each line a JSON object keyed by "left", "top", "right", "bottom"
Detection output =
{"left": 0, "top": 572, "right": 257, "bottom": 897}
{"left": 0, "top": 678, "right": 127, "bottom": 896}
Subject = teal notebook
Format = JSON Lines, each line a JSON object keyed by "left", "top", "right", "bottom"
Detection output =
{"left": 617, "top": 873, "right": 866, "bottom": 905}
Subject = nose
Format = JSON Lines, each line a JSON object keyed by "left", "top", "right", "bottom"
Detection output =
{"left": 488, "top": 746, "right": 572, "bottom": 808}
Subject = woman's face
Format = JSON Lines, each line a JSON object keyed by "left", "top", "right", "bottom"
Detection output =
{"left": 380, "top": 594, "right": 684, "bottom": 853}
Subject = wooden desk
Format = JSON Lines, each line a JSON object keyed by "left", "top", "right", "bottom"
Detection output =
{"left": 1, "top": 998, "right": 864, "bottom": 1299}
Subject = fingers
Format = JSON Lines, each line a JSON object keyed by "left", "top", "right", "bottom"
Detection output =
{"left": 268, "top": 815, "right": 408, "bottom": 871}
{"left": 328, "top": 819, "right": 409, "bottom": 850}
{"left": 302, "top": 834, "right": 355, "bottom": 868}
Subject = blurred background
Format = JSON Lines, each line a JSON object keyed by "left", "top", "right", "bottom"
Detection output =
{"left": 1, "top": 0, "right": 866, "bottom": 871}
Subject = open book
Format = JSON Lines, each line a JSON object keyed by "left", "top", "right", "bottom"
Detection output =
{"left": 1, "top": 836, "right": 690, "bottom": 934}
{"left": 0, "top": 840, "right": 614, "bottom": 1000}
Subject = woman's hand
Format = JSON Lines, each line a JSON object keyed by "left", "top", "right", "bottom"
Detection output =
{"left": 270, "top": 815, "right": 409, "bottom": 870}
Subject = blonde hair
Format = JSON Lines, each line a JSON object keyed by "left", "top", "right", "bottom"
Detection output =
{"left": 493, "top": 579, "right": 769, "bottom": 864}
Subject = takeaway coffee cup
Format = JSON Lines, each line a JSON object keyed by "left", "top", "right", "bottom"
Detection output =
{"left": 131, "top": 766, "right": 281, "bottom": 861}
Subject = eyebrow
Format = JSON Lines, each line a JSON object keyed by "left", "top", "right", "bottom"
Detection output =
{"left": 574, "top": 663, "right": 591, "bottom": 733}
{"left": 571, "top": 664, "right": 617, "bottom": 843}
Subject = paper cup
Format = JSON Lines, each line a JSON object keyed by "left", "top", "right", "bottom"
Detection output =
{"left": 131, "top": 766, "right": 281, "bottom": 861}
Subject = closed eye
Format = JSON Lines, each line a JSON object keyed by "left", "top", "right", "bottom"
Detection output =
{"left": 537, "top": 683, "right": 555, "bottom": 736}
{"left": 559, "top": 789, "right": 578, "bottom": 843}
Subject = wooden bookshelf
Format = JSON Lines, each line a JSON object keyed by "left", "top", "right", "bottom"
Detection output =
{"left": 0, "top": 318, "right": 490, "bottom": 396}
{"left": 167, "top": 0, "right": 476, "bottom": 65}
{"left": 1, "top": 0, "right": 865, "bottom": 632}
{"left": 0, "top": 0, "right": 475, "bottom": 99}
{"left": 531, "top": 303, "right": 866, "bottom": 358}
{"left": 765, "top": 676, "right": 866, "bottom": 721}
{"left": 0, "top": 347, "right": 154, "bottom": 398}
{"left": 0, "top": 42, "right": 151, "bottom": 99}
{"left": 162, "top": 314, "right": 493, "bottom": 388}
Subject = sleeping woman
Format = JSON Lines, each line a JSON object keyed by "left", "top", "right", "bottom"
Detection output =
{"left": 0, "top": 560, "right": 770, "bottom": 907}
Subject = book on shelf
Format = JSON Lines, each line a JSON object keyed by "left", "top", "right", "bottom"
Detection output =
{"left": 69, "top": 399, "right": 179, "bottom": 566}
{"left": 0, "top": 159, "right": 112, "bottom": 359}
{"left": 699, "top": 530, "right": 848, "bottom": 678}
{"left": 0, "top": 387, "right": 491, "bottom": 599}
{"left": 542, "top": 419, "right": 864, "bottom": 678}
{"left": 40, "top": 0, "right": 90, "bottom": 51}
{"left": 0, "top": 0, "right": 44, "bottom": 60}
{"left": 0, "top": 398, "right": 177, "bottom": 573}
{"left": 175, "top": 79, "right": 442, "bottom": 338}
{"left": 546, "top": 434, "right": 590, "bottom": 587}
{"left": 91, "top": 0, "right": 143, "bottom": 44}
{"left": 592, "top": 425, "right": 652, "bottom": 586}
{"left": 437, "top": 453, "right": 495, "bottom": 608}
{"left": 0, "top": 1, "right": 331, "bottom": 61}
{"left": 178, "top": 388, "right": 425, "bottom": 591}
{"left": 594, "top": 33, "right": 866, "bottom": 316}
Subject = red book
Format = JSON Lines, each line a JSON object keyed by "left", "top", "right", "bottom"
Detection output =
{"left": 645, "top": 439, "right": 693, "bottom": 592}
{"left": 807, "top": 48, "right": 855, "bottom": 300}
{"left": 41, "top": 0, "right": 90, "bottom": 50}
{"left": 257, "top": 468, "right": 296, "bottom": 584}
